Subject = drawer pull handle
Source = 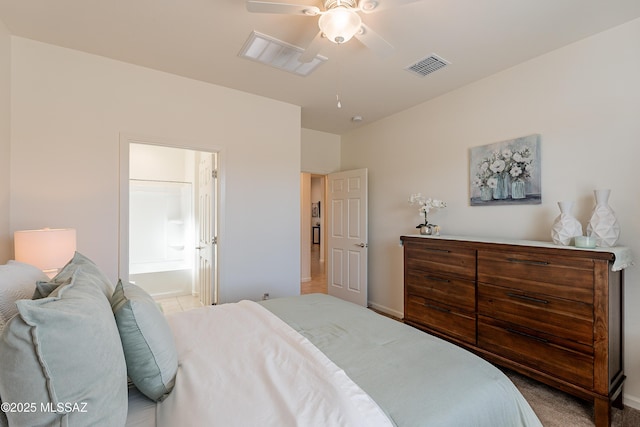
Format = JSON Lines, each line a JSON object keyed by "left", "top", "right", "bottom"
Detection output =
{"left": 425, "top": 276, "right": 450, "bottom": 283}
{"left": 506, "top": 293, "right": 549, "bottom": 305}
{"left": 506, "top": 258, "right": 550, "bottom": 266}
{"left": 423, "top": 248, "right": 451, "bottom": 253}
{"left": 507, "top": 328, "right": 549, "bottom": 344}
{"left": 424, "top": 303, "right": 450, "bottom": 313}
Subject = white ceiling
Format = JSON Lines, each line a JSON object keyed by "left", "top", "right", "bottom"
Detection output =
{"left": 1, "top": 0, "right": 639, "bottom": 134}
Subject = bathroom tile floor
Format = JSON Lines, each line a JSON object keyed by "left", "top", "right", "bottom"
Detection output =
{"left": 155, "top": 294, "right": 203, "bottom": 315}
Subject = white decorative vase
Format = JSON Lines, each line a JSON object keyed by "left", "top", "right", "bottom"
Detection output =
{"left": 587, "top": 189, "right": 620, "bottom": 247}
{"left": 551, "top": 201, "right": 583, "bottom": 246}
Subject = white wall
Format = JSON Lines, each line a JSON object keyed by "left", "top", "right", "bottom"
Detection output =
{"left": 129, "top": 143, "right": 193, "bottom": 183}
{"left": 0, "top": 21, "right": 10, "bottom": 263}
{"left": 9, "top": 37, "right": 301, "bottom": 303}
{"left": 301, "top": 128, "right": 341, "bottom": 174}
{"left": 341, "top": 18, "right": 640, "bottom": 406}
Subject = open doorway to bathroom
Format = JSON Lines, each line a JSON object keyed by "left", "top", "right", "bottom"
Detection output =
{"left": 126, "top": 142, "right": 218, "bottom": 307}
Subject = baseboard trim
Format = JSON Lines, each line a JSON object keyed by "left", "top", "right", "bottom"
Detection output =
{"left": 624, "top": 393, "right": 640, "bottom": 411}
{"left": 151, "top": 290, "right": 192, "bottom": 299}
{"left": 368, "top": 301, "right": 403, "bottom": 320}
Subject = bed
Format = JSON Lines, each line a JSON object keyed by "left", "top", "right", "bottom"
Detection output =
{"left": 0, "top": 254, "right": 542, "bottom": 427}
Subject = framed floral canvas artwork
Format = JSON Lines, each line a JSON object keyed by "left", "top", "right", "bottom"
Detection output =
{"left": 469, "top": 134, "right": 541, "bottom": 206}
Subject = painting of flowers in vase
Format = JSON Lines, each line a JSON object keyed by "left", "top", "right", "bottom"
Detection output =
{"left": 469, "top": 134, "right": 541, "bottom": 206}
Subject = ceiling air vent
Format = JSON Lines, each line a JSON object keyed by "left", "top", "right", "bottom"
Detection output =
{"left": 239, "top": 31, "right": 327, "bottom": 77}
{"left": 405, "top": 54, "right": 449, "bottom": 77}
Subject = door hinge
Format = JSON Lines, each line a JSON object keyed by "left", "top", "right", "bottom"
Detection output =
{"left": 212, "top": 169, "right": 218, "bottom": 179}
{"left": 212, "top": 236, "right": 218, "bottom": 245}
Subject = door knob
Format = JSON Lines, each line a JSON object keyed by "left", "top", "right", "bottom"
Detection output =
{"left": 354, "top": 243, "right": 368, "bottom": 248}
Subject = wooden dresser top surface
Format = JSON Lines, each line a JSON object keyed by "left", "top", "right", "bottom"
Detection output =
{"left": 400, "top": 234, "right": 632, "bottom": 271}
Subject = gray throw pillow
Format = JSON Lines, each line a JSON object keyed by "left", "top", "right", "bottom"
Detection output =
{"left": 0, "top": 398, "right": 6, "bottom": 427}
{"left": 111, "top": 280, "right": 178, "bottom": 402}
{"left": 0, "top": 266, "right": 128, "bottom": 426}
{"left": 0, "top": 260, "right": 49, "bottom": 326}
{"left": 32, "top": 281, "right": 62, "bottom": 299}
{"left": 43, "top": 251, "right": 115, "bottom": 298}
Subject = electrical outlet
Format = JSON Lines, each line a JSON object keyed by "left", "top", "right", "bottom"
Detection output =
{"left": 262, "top": 293, "right": 269, "bottom": 301}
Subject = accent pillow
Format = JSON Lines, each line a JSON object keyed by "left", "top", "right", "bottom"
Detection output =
{"left": 0, "top": 260, "right": 49, "bottom": 327}
{"left": 0, "top": 266, "right": 128, "bottom": 426}
{"left": 38, "top": 251, "right": 115, "bottom": 298}
{"left": 31, "top": 281, "right": 62, "bottom": 299}
{"left": 0, "top": 398, "right": 6, "bottom": 427}
{"left": 111, "top": 280, "right": 178, "bottom": 402}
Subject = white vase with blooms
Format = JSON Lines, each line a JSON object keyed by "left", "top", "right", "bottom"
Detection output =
{"left": 408, "top": 193, "right": 446, "bottom": 235}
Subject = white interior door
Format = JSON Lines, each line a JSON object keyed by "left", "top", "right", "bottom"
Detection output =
{"left": 197, "top": 153, "right": 216, "bottom": 305}
{"left": 327, "top": 168, "right": 368, "bottom": 306}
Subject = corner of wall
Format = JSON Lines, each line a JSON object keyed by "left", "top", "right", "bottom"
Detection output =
{"left": 301, "top": 128, "right": 341, "bottom": 174}
{"left": 0, "top": 20, "right": 12, "bottom": 263}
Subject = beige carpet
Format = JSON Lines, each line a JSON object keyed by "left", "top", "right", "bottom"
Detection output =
{"left": 503, "top": 369, "right": 640, "bottom": 426}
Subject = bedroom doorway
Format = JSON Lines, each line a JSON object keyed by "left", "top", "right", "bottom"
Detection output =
{"left": 300, "top": 173, "right": 327, "bottom": 294}
{"left": 301, "top": 169, "right": 369, "bottom": 306}
{"left": 119, "top": 138, "right": 219, "bottom": 306}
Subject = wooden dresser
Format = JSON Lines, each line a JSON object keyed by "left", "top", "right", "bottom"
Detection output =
{"left": 401, "top": 235, "right": 630, "bottom": 427}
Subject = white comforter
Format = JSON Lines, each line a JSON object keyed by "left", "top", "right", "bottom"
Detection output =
{"left": 157, "top": 301, "right": 394, "bottom": 427}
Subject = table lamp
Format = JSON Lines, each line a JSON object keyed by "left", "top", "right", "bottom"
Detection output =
{"left": 14, "top": 228, "right": 77, "bottom": 278}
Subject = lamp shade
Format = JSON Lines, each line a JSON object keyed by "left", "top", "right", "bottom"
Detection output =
{"left": 14, "top": 228, "right": 76, "bottom": 275}
{"left": 318, "top": 7, "right": 362, "bottom": 44}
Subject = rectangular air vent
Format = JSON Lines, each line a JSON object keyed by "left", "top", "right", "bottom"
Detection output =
{"left": 239, "top": 31, "right": 327, "bottom": 77}
{"left": 405, "top": 54, "right": 449, "bottom": 77}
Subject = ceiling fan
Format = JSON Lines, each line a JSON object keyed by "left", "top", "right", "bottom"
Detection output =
{"left": 246, "top": 0, "right": 421, "bottom": 63}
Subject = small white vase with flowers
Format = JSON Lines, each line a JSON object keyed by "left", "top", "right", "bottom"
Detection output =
{"left": 408, "top": 193, "right": 446, "bottom": 235}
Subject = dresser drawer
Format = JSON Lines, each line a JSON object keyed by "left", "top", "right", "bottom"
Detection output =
{"left": 405, "top": 294, "right": 476, "bottom": 344}
{"left": 407, "top": 270, "right": 475, "bottom": 313}
{"left": 478, "top": 317, "right": 593, "bottom": 389}
{"left": 478, "top": 283, "right": 593, "bottom": 347}
{"left": 477, "top": 250, "right": 594, "bottom": 304}
{"left": 405, "top": 240, "right": 476, "bottom": 281}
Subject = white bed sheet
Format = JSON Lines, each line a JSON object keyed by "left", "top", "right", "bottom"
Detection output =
{"left": 153, "top": 301, "right": 394, "bottom": 427}
{"left": 126, "top": 385, "right": 156, "bottom": 427}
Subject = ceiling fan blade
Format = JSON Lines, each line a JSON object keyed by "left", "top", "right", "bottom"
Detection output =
{"left": 358, "top": 0, "right": 422, "bottom": 14}
{"left": 354, "top": 23, "right": 394, "bottom": 58}
{"left": 246, "top": 1, "right": 320, "bottom": 16}
{"left": 299, "top": 31, "right": 324, "bottom": 63}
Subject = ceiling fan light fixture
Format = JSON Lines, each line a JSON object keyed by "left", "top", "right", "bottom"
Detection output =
{"left": 318, "top": 7, "right": 362, "bottom": 44}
